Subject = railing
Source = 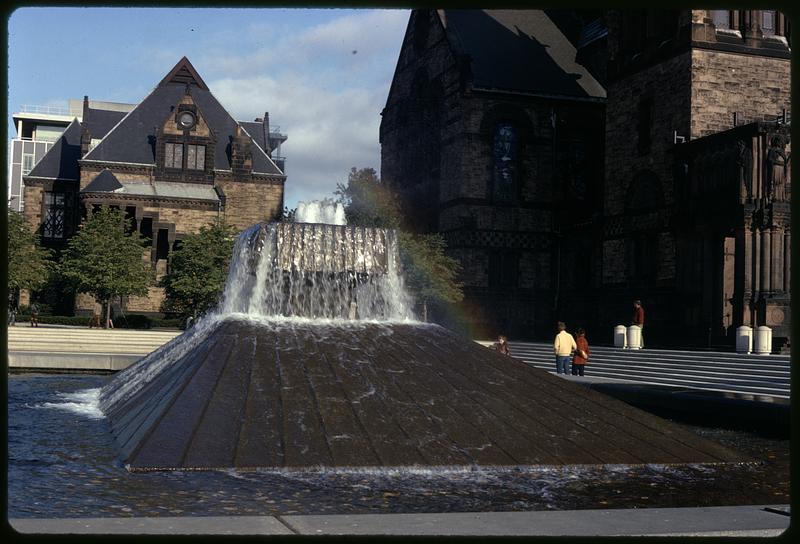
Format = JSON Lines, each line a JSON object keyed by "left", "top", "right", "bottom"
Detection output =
{"left": 18, "top": 104, "right": 80, "bottom": 116}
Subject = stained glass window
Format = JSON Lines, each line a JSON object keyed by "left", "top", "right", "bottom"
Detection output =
{"left": 492, "top": 123, "right": 517, "bottom": 202}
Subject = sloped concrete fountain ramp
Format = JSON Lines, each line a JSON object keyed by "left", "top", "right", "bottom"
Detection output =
{"left": 100, "top": 318, "right": 747, "bottom": 471}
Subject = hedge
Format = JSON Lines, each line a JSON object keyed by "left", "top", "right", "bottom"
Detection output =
{"left": 13, "top": 314, "right": 182, "bottom": 329}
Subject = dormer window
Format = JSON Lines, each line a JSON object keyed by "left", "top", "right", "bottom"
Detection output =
{"left": 164, "top": 142, "right": 183, "bottom": 168}
{"left": 164, "top": 141, "right": 205, "bottom": 170}
{"left": 186, "top": 144, "right": 205, "bottom": 170}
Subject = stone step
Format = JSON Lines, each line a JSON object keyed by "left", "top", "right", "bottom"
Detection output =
{"left": 7, "top": 327, "right": 180, "bottom": 355}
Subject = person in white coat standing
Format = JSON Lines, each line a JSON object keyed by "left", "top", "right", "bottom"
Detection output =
{"left": 553, "top": 321, "right": 576, "bottom": 375}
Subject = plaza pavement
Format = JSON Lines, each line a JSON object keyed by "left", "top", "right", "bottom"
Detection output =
{"left": 8, "top": 504, "right": 791, "bottom": 536}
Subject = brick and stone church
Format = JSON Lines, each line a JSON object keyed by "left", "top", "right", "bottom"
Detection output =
{"left": 22, "top": 57, "right": 286, "bottom": 316}
{"left": 380, "top": 9, "right": 791, "bottom": 349}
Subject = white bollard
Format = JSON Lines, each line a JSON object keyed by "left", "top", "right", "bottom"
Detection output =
{"left": 735, "top": 325, "right": 753, "bottom": 354}
{"left": 626, "top": 325, "right": 642, "bottom": 350}
{"left": 614, "top": 325, "right": 627, "bottom": 348}
{"left": 753, "top": 326, "right": 772, "bottom": 355}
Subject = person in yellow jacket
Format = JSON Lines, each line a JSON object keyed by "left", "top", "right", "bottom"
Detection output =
{"left": 553, "top": 321, "right": 576, "bottom": 375}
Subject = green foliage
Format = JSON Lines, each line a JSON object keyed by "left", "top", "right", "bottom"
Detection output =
{"left": 398, "top": 232, "right": 464, "bottom": 306}
{"left": 281, "top": 206, "right": 296, "bottom": 222}
{"left": 160, "top": 222, "right": 237, "bottom": 319}
{"left": 334, "top": 167, "right": 464, "bottom": 312}
{"left": 334, "top": 167, "right": 402, "bottom": 229}
{"left": 7, "top": 210, "right": 52, "bottom": 292}
{"left": 59, "top": 206, "right": 151, "bottom": 325}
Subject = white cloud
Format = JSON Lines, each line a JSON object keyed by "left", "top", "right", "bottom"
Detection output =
{"left": 210, "top": 74, "right": 386, "bottom": 208}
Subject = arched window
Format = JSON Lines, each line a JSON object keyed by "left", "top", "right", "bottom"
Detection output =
{"left": 491, "top": 123, "right": 518, "bottom": 203}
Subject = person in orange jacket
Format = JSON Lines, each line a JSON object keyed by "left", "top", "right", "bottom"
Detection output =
{"left": 572, "top": 328, "right": 590, "bottom": 376}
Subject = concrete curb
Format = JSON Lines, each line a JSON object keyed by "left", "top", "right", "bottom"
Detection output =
{"left": 8, "top": 351, "right": 141, "bottom": 371}
{"left": 8, "top": 504, "right": 791, "bottom": 536}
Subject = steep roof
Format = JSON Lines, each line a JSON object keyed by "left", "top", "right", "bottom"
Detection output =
{"left": 84, "top": 57, "right": 283, "bottom": 176}
{"left": 85, "top": 107, "right": 127, "bottom": 139}
{"left": 440, "top": 9, "right": 606, "bottom": 100}
{"left": 26, "top": 119, "right": 83, "bottom": 180}
{"left": 81, "top": 169, "right": 123, "bottom": 193}
{"left": 81, "top": 176, "right": 220, "bottom": 202}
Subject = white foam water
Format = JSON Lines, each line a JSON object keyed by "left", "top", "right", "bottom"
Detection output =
{"left": 38, "top": 388, "right": 104, "bottom": 419}
{"left": 295, "top": 200, "right": 346, "bottom": 226}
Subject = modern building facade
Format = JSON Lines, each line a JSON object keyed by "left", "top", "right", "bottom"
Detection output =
{"left": 381, "top": 9, "right": 791, "bottom": 350}
{"left": 7, "top": 100, "right": 136, "bottom": 212}
{"left": 21, "top": 57, "right": 288, "bottom": 316}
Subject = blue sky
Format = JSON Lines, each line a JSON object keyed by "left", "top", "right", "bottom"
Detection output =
{"left": 7, "top": 7, "right": 410, "bottom": 209}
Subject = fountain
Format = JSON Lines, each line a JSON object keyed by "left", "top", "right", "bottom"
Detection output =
{"left": 99, "top": 202, "right": 747, "bottom": 472}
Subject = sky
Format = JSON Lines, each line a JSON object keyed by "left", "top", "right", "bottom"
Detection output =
{"left": 7, "top": 7, "right": 410, "bottom": 209}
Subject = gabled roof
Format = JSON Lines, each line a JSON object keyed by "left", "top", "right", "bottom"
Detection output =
{"left": 83, "top": 57, "right": 283, "bottom": 176}
{"left": 157, "top": 56, "right": 209, "bottom": 91}
{"left": 81, "top": 169, "right": 123, "bottom": 193}
{"left": 26, "top": 119, "right": 82, "bottom": 180}
{"left": 439, "top": 9, "right": 606, "bottom": 100}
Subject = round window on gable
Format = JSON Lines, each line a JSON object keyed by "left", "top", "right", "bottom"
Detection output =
{"left": 178, "top": 111, "right": 196, "bottom": 129}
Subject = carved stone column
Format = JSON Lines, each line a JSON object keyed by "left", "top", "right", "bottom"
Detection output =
{"left": 760, "top": 228, "right": 771, "bottom": 293}
{"left": 770, "top": 227, "right": 782, "bottom": 293}
{"left": 784, "top": 231, "right": 791, "bottom": 294}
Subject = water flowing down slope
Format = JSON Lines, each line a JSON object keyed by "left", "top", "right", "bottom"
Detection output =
{"left": 100, "top": 318, "right": 747, "bottom": 471}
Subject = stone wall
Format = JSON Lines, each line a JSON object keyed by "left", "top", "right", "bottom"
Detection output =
{"left": 22, "top": 185, "right": 43, "bottom": 230}
{"left": 690, "top": 49, "right": 791, "bottom": 138}
{"left": 217, "top": 179, "right": 283, "bottom": 231}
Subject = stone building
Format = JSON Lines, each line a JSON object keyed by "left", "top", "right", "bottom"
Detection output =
{"left": 381, "top": 9, "right": 791, "bottom": 349}
{"left": 22, "top": 57, "right": 287, "bottom": 316}
{"left": 380, "top": 9, "right": 606, "bottom": 338}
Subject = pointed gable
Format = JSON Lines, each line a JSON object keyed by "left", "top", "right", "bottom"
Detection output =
{"left": 83, "top": 57, "right": 282, "bottom": 176}
{"left": 27, "top": 119, "right": 83, "bottom": 180}
{"left": 157, "top": 56, "right": 209, "bottom": 91}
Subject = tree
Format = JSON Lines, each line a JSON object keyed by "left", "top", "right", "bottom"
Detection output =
{"left": 7, "top": 210, "right": 52, "bottom": 298}
{"left": 59, "top": 206, "right": 151, "bottom": 328}
{"left": 398, "top": 231, "right": 463, "bottom": 321}
{"left": 160, "top": 222, "right": 237, "bottom": 320}
{"left": 335, "top": 167, "right": 463, "bottom": 320}
{"left": 334, "top": 167, "right": 402, "bottom": 229}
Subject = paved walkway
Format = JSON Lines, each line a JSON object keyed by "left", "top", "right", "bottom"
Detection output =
{"left": 9, "top": 504, "right": 790, "bottom": 536}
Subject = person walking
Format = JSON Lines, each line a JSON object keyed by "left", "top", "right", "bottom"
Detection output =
{"left": 8, "top": 293, "right": 17, "bottom": 326}
{"left": 572, "top": 328, "right": 590, "bottom": 376}
{"left": 553, "top": 321, "right": 576, "bottom": 375}
{"left": 29, "top": 302, "right": 40, "bottom": 328}
{"left": 632, "top": 299, "right": 645, "bottom": 348}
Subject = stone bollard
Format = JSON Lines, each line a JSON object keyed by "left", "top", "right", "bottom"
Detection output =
{"left": 626, "top": 325, "right": 642, "bottom": 350}
{"left": 614, "top": 325, "right": 627, "bottom": 348}
{"left": 753, "top": 326, "right": 772, "bottom": 355}
{"left": 735, "top": 326, "right": 753, "bottom": 354}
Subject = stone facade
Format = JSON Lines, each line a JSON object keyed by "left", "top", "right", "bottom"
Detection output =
{"left": 382, "top": 9, "right": 790, "bottom": 348}
{"left": 599, "top": 8, "right": 791, "bottom": 348}
{"left": 22, "top": 57, "right": 286, "bottom": 318}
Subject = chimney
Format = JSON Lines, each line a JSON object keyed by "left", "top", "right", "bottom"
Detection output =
{"left": 230, "top": 125, "right": 253, "bottom": 177}
{"left": 262, "top": 112, "right": 271, "bottom": 155}
{"left": 80, "top": 96, "right": 91, "bottom": 156}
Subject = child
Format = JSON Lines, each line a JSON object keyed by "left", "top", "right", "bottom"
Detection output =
{"left": 572, "top": 328, "right": 590, "bottom": 376}
{"left": 493, "top": 334, "right": 510, "bottom": 356}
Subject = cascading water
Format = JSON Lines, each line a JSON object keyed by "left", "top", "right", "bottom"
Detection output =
{"left": 219, "top": 219, "right": 414, "bottom": 321}
{"left": 97, "top": 201, "right": 745, "bottom": 472}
